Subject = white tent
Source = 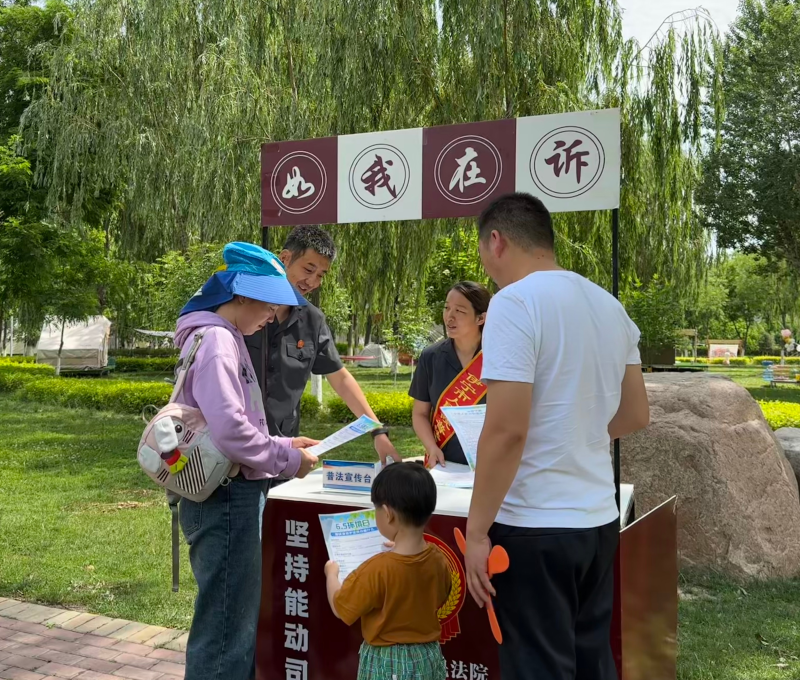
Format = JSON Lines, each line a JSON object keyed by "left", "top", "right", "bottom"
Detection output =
{"left": 36, "top": 316, "right": 112, "bottom": 370}
{"left": 358, "top": 343, "right": 392, "bottom": 368}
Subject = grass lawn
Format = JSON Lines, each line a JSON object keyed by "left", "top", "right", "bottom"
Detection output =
{"left": 3, "top": 367, "right": 800, "bottom": 678}
{"left": 0, "top": 392, "right": 422, "bottom": 631}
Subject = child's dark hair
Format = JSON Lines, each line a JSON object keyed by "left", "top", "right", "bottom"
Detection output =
{"left": 371, "top": 462, "right": 437, "bottom": 528}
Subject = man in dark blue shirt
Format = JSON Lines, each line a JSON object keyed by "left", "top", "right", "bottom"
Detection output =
{"left": 245, "top": 226, "right": 402, "bottom": 467}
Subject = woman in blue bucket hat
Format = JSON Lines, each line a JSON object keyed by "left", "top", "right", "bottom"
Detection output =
{"left": 174, "top": 242, "right": 319, "bottom": 680}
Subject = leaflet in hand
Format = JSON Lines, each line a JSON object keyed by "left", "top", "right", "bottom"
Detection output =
{"left": 440, "top": 405, "right": 486, "bottom": 470}
{"left": 319, "top": 509, "right": 387, "bottom": 581}
{"left": 306, "top": 415, "right": 381, "bottom": 456}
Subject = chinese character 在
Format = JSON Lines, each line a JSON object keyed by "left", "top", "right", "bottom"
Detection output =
{"left": 544, "top": 139, "right": 590, "bottom": 184}
{"left": 449, "top": 147, "right": 487, "bottom": 194}
{"left": 285, "top": 588, "right": 309, "bottom": 618}
{"left": 285, "top": 553, "right": 310, "bottom": 583}
{"left": 470, "top": 664, "right": 489, "bottom": 680}
{"left": 450, "top": 660, "right": 468, "bottom": 680}
{"left": 360, "top": 155, "right": 397, "bottom": 198}
{"left": 282, "top": 166, "right": 315, "bottom": 200}
{"left": 286, "top": 520, "right": 310, "bottom": 549}
{"left": 285, "top": 658, "right": 308, "bottom": 680}
{"left": 284, "top": 622, "right": 309, "bottom": 652}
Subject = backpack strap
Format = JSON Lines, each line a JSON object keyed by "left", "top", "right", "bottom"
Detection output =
{"left": 170, "top": 332, "right": 205, "bottom": 403}
{"left": 167, "top": 490, "right": 181, "bottom": 592}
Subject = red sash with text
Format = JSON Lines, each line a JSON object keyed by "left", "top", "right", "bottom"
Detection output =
{"left": 426, "top": 352, "right": 487, "bottom": 466}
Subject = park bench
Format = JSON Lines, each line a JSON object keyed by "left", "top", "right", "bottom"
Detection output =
{"left": 762, "top": 363, "right": 799, "bottom": 388}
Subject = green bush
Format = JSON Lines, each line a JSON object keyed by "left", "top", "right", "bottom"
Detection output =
{"left": 0, "top": 365, "right": 55, "bottom": 392}
{"left": 115, "top": 357, "right": 178, "bottom": 373}
{"left": 109, "top": 348, "right": 179, "bottom": 358}
{"left": 300, "top": 392, "right": 321, "bottom": 420}
{"left": 0, "top": 356, "right": 35, "bottom": 364}
{"left": 327, "top": 392, "right": 413, "bottom": 426}
{"left": 19, "top": 378, "right": 173, "bottom": 414}
{"left": 0, "top": 361, "right": 54, "bottom": 374}
{"left": 676, "top": 357, "right": 707, "bottom": 364}
{"left": 752, "top": 356, "right": 800, "bottom": 365}
{"left": 759, "top": 401, "right": 800, "bottom": 430}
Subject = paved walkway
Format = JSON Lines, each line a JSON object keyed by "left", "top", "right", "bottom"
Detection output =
{"left": 0, "top": 599, "right": 186, "bottom": 680}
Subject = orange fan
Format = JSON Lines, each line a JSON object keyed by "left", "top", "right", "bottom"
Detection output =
{"left": 453, "top": 528, "right": 509, "bottom": 644}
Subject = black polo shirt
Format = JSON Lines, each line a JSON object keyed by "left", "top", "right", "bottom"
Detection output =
{"left": 408, "top": 338, "right": 484, "bottom": 466}
{"left": 244, "top": 303, "right": 343, "bottom": 438}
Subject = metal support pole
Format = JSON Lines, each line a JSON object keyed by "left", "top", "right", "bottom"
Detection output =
{"left": 612, "top": 208, "right": 621, "bottom": 512}
{"left": 261, "top": 227, "right": 271, "bottom": 420}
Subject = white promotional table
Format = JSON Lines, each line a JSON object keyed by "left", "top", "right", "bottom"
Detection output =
{"left": 256, "top": 471, "right": 676, "bottom": 680}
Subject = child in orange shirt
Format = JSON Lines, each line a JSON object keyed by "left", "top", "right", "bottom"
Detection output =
{"left": 325, "top": 462, "right": 451, "bottom": 680}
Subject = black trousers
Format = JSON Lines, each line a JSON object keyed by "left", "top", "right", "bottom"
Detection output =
{"left": 489, "top": 520, "right": 619, "bottom": 680}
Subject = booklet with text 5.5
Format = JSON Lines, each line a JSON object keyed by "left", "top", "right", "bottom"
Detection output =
{"left": 319, "top": 509, "right": 388, "bottom": 581}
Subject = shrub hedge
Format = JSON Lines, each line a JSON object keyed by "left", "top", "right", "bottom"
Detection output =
{"left": 676, "top": 356, "right": 800, "bottom": 366}
{"left": 114, "top": 357, "right": 178, "bottom": 373}
{"left": 759, "top": 401, "right": 800, "bottom": 430}
{"left": 327, "top": 392, "right": 413, "bottom": 426}
{"left": 0, "top": 363, "right": 56, "bottom": 392}
{"left": 18, "top": 378, "right": 173, "bottom": 414}
{"left": 109, "top": 348, "right": 180, "bottom": 358}
{"left": 0, "top": 356, "right": 35, "bottom": 364}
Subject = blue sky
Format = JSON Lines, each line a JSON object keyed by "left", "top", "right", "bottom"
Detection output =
{"left": 619, "top": 0, "right": 740, "bottom": 44}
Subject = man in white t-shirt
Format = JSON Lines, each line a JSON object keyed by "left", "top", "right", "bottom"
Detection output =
{"left": 464, "top": 193, "right": 650, "bottom": 680}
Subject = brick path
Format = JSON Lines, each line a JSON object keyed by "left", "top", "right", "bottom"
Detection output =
{"left": 0, "top": 599, "right": 186, "bottom": 680}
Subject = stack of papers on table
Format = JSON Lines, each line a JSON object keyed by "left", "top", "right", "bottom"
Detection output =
{"left": 429, "top": 462, "right": 474, "bottom": 488}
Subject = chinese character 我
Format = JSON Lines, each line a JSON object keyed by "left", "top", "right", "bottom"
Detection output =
{"left": 360, "top": 155, "right": 397, "bottom": 198}
{"left": 284, "top": 622, "right": 309, "bottom": 652}
{"left": 286, "top": 520, "right": 309, "bottom": 549}
{"left": 544, "top": 139, "right": 590, "bottom": 184}
{"left": 282, "top": 166, "right": 315, "bottom": 200}
{"left": 285, "top": 658, "right": 308, "bottom": 680}
{"left": 285, "top": 554, "right": 310, "bottom": 583}
{"left": 284, "top": 588, "right": 309, "bottom": 618}
{"left": 449, "top": 147, "right": 487, "bottom": 194}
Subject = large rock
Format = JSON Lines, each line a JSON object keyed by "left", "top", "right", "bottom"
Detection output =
{"left": 775, "top": 428, "right": 800, "bottom": 489}
{"left": 619, "top": 373, "right": 800, "bottom": 578}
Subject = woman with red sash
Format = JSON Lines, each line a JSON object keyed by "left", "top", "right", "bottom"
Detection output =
{"left": 409, "top": 281, "right": 492, "bottom": 468}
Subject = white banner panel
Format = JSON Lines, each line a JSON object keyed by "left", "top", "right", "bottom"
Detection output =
{"left": 515, "top": 108, "right": 620, "bottom": 213}
{"left": 337, "top": 128, "right": 423, "bottom": 223}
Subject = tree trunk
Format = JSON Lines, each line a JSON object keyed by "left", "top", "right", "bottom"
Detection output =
{"left": 364, "top": 311, "right": 373, "bottom": 346}
{"left": 347, "top": 313, "right": 357, "bottom": 356}
{"left": 56, "top": 318, "right": 65, "bottom": 376}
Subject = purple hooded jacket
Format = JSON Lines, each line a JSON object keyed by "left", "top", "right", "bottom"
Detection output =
{"left": 174, "top": 311, "right": 301, "bottom": 480}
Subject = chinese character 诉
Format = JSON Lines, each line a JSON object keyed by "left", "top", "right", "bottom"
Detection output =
{"left": 544, "top": 139, "right": 590, "bottom": 184}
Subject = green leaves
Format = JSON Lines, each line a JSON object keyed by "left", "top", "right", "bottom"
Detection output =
{"left": 700, "top": 0, "right": 800, "bottom": 273}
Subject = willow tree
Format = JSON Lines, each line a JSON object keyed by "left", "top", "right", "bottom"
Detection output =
{"left": 25, "top": 0, "right": 722, "bottom": 325}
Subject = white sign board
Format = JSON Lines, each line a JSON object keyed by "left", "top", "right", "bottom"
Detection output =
{"left": 516, "top": 108, "right": 621, "bottom": 213}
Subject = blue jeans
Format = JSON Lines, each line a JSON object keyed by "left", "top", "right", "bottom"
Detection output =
{"left": 180, "top": 477, "right": 269, "bottom": 680}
